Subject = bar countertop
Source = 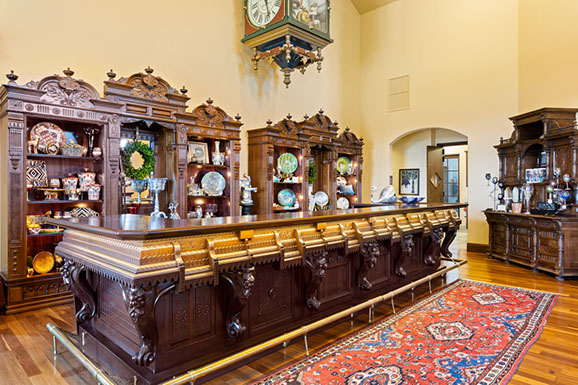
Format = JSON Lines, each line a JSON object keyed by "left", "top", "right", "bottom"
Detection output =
{"left": 45, "top": 202, "right": 467, "bottom": 240}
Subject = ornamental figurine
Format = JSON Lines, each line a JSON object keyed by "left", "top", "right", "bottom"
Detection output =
{"left": 168, "top": 202, "right": 180, "bottom": 220}
{"left": 240, "top": 174, "right": 257, "bottom": 215}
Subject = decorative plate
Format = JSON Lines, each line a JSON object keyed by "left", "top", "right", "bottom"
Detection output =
{"left": 201, "top": 171, "right": 226, "bottom": 196}
{"left": 32, "top": 251, "right": 55, "bottom": 274}
{"left": 337, "top": 197, "right": 350, "bottom": 210}
{"left": 314, "top": 191, "right": 329, "bottom": 207}
{"left": 30, "top": 122, "right": 66, "bottom": 154}
{"left": 336, "top": 156, "right": 352, "bottom": 175}
{"left": 70, "top": 207, "right": 99, "bottom": 218}
{"left": 26, "top": 159, "right": 48, "bottom": 187}
{"left": 277, "top": 188, "right": 297, "bottom": 207}
{"left": 277, "top": 153, "right": 298, "bottom": 174}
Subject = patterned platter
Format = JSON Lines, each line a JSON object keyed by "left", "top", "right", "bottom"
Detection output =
{"left": 277, "top": 153, "right": 299, "bottom": 174}
{"left": 315, "top": 191, "right": 329, "bottom": 207}
{"left": 336, "top": 156, "right": 352, "bottom": 175}
{"left": 201, "top": 171, "right": 226, "bottom": 196}
{"left": 30, "top": 122, "right": 66, "bottom": 154}
{"left": 277, "top": 188, "right": 297, "bottom": 207}
{"left": 336, "top": 197, "right": 350, "bottom": 210}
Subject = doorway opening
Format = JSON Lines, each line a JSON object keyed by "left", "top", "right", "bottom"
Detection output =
{"left": 391, "top": 128, "right": 468, "bottom": 230}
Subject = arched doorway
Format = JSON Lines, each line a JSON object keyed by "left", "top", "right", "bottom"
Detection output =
{"left": 390, "top": 127, "right": 468, "bottom": 231}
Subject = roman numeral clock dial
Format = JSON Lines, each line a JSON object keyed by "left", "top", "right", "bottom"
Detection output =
{"left": 247, "top": 0, "right": 282, "bottom": 27}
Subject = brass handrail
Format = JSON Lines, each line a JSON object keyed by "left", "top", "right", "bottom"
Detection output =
{"left": 47, "top": 258, "right": 466, "bottom": 385}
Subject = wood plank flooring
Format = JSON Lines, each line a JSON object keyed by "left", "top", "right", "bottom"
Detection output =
{"left": 1, "top": 236, "right": 577, "bottom": 385}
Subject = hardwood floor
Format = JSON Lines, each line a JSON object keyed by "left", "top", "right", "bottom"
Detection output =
{"left": 1, "top": 234, "right": 577, "bottom": 385}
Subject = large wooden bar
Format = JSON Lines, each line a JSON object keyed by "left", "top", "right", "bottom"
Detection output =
{"left": 47, "top": 203, "right": 464, "bottom": 384}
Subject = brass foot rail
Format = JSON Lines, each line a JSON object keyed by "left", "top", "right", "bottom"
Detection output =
{"left": 47, "top": 258, "right": 466, "bottom": 385}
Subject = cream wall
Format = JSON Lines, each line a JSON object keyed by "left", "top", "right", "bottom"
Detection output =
{"left": 0, "top": 0, "right": 361, "bottom": 179}
{"left": 360, "top": 0, "right": 519, "bottom": 245}
{"left": 519, "top": 0, "right": 578, "bottom": 111}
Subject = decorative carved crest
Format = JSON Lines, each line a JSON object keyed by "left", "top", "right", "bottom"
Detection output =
{"left": 192, "top": 98, "right": 233, "bottom": 128}
{"left": 304, "top": 109, "right": 334, "bottom": 133}
{"left": 26, "top": 68, "right": 100, "bottom": 109}
{"left": 338, "top": 127, "right": 363, "bottom": 146}
{"left": 112, "top": 67, "right": 180, "bottom": 102}
{"left": 275, "top": 113, "right": 300, "bottom": 138}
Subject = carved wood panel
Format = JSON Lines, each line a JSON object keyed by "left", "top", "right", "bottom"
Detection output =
{"left": 536, "top": 230, "right": 559, "bottom": 267}
{"left": 365, "top": 242, "right": 391, "bottom": 288}
{"left": 510, "top": 226, "right": 533, "bottom": 260}
{"left": 318, "top": 252, "right": 352, "bottom": 305}
{"left": 249, "top": 263, "right": 294, "bottom": 333}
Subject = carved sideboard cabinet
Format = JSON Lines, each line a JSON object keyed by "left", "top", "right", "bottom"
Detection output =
{"left": 48, "top": 203, "right": 464, "bottom": 384}
{"left": 486, "top": 107, "right": 578, "bottom": 279}
{"left": 0, "top": 67, "right": 243, "bottom": 314}
{"left": 248, "top": 110, "right": 363, "bottom": 215}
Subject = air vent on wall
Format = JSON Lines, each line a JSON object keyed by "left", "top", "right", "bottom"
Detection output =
{"left": 388, "top": 75, "right": 410, "bottom": 112}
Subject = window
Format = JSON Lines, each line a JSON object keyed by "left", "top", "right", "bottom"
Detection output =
{"left": 443, "top": 155, "right": 459, "bottom": 204}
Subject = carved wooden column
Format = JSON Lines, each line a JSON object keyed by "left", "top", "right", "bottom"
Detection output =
{"left": 357, "top": 241, "right": 379, "bottom": 290}
{"left": 424, "top": 228, "right": 443, "bottom": 266}
{"left": 7, "top": 112, "right": 26, "bottom": 280}
{"left": 396, "top": 235, "right": 414, "bottom": 277}
{"left": 106, "top": 115, "right": 121, "bottom": 215}
{"left": 221, "top": 266, "right": 255, "bottom": 339}
{"left": 304, "top": 250, "right": 327, "bottom": 311}
{"left": 60, "top": 259, "right": 96, "bottom": 324}
{"left": 121, "top": 284, "right": 158, "bottom": 367}
{"left": 175, "top": 124, "right": 188, "bottom": 218}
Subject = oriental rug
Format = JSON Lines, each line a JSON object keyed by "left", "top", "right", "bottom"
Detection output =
{"left": 252, "top": 279, "right": 558, "bottom": 385}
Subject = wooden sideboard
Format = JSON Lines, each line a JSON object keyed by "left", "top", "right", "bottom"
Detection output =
{"left": 47, "top": 203, "right": 464, "bottom": 384}
{"left": 485, "top": 210, "right": 578, "bottom": 279}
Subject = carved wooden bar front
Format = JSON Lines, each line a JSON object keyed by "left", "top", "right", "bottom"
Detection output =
{"left": 48, "top": 203, "right": 463, "bottom": 384}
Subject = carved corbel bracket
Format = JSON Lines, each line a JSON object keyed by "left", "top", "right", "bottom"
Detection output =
{"left": 221, "top": 266, "right": 255, "bottom": 339}
{"left": 304, "top": 250, "right": 328, "bottom": 311}
{"left": 397, "top": 235, "right": 414, "bottom": 277}
{"left": 61, "top": 259, "right": 96, "bottom": 324}
{"left": 121, "top": 284, "right": 158, "bottom": 367}
{"left": 358, "top": 241, "right": 379, "bottom": 290}
{"left": 441, "top": 228, "right": 458, "bottom": 259}
{"left": 424, "top": 228, "right": 443, "bottom": 266}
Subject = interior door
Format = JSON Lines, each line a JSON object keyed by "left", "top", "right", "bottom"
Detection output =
{"left": 427, "top": 146, "right": 444, "bottom": 203}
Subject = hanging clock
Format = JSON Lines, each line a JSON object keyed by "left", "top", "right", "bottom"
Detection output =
{"left": 242, "top": 0, "right": 333, "bottom": 87}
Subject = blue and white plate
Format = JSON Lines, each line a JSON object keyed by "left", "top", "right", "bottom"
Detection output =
{"left": 277, "top": 188, "right": 297, "bottom": 207}
{"left": 278, "top": 153, "right": 299, "bottom": 174}
{"left": 315, "top": 191, "right": 329, "bottom": 207}
{"left": 201, "top": 171, "right": 226, "bottom": 196}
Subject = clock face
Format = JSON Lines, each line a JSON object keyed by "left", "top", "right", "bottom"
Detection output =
{"left": 247, "top": 0, "right": 283, "bottom": 28}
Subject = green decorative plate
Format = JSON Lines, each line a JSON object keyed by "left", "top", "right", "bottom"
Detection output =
{"left": 336, "top": 156, "right": 352, "bottom": 175}
{"left": 278, "top": 153, "right": 298, "bottom": 174}
{"left": 277, "top": 188, "right": 297, "bottom": 207}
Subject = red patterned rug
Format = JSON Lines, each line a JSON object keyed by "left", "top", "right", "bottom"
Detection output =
{"left": 252, "top": 279, "right": 558, "bottom": 385}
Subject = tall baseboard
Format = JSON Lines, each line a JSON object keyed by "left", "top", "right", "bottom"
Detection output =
{"left": 467, "top": 242, "right": 489, "bottom": 253}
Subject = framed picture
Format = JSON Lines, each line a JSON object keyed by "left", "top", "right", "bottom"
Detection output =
{"left": 399, "top": 168, "right": 420, "bottom": 195}
{"left": 188, "top": 141, "right": 209, "bottom": 164}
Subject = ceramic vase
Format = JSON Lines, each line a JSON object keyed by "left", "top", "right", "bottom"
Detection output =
{"left": 62, "top": 176, "right": 78, "bottom": 194}
{"left": 78, "top": 170, "right": 96, "bottom": 192}
{"left": 88, "top": 184, "right": 101, "bottom": 201}
{"left": 212, "top": 141, "right": 225, "bottom": 166}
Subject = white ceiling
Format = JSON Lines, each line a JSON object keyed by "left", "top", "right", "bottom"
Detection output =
{"left": 350, "top": 0, "right": 400, "bottom": 15}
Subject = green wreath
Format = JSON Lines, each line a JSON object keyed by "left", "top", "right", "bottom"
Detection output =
{"left": 121, "top": 140, "right": 155, "bottom": 180}
{"left": 308, "top": 161, "right": 317, "bottom": 184}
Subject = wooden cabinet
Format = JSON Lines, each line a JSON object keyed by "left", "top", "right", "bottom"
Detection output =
{"left": 248, "top": 111, "right": 363, "bottom": 214}
{"left": 487, "top": 107, "right": 578, "bottom": 279}
{"left": 485, "top": 211, "right": 578, "bottom": 279}
{"left": 0, "top": 69, "right": 123, "bottom": 314}
{"left": 176, "top": 99, "right": 242, "bottom": 218}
